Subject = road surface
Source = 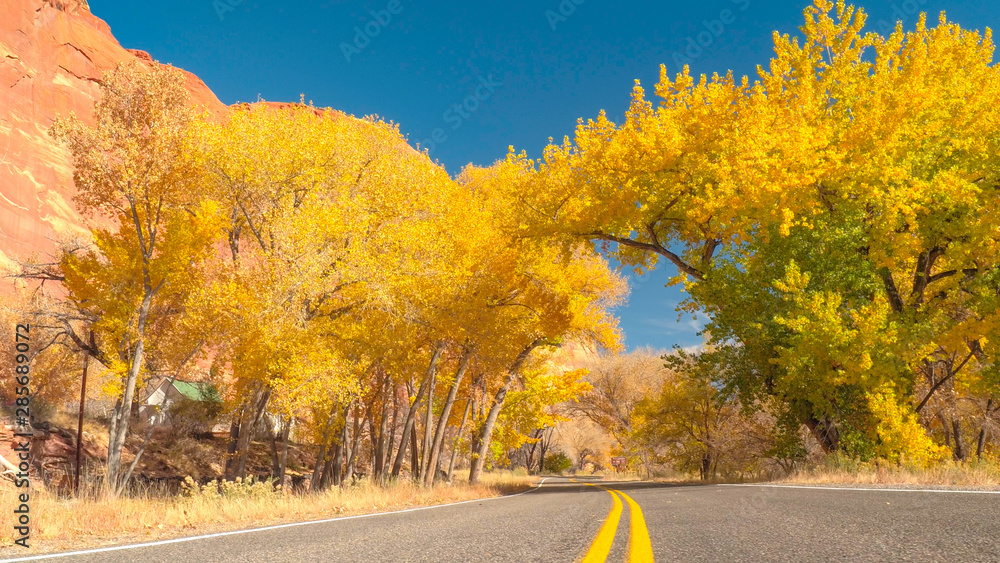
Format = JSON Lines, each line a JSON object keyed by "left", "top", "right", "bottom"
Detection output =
{"left": 5, "top": 477, "right": 1000, "bottom": 562}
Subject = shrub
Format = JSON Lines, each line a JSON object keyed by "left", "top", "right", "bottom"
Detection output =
{"left": 543, "top": 452, "right": 573, "bottom": 473}
{"left": 180, "top": 475, "right": 282, "bottom": 501}
{"left": 167, "top": 394, "right": 223, "bottom": 438}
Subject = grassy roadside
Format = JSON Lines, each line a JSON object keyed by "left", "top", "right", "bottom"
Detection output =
{"left": 567, "top": 458, "right": 1000, "bottom": 489}
{"left": 0, "top": 472, "right": 536, "bottom": 556}
{"left": 773, "top": 457, "right": 1000, "bottom": 489}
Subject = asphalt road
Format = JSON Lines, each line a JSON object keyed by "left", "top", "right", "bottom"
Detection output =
{"left": 6, "top": 477, "right": 1000, "bottom": 562}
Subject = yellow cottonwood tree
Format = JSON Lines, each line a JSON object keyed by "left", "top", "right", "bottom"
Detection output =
{"left": 49, "top": 60, "right": 221, "bottom": 492}
{"left": 522, "top": 0, "right": 1000, "bottom": 462}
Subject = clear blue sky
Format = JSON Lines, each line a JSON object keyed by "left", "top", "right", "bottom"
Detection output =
{"left": 89, "top": 0, "right": 998, "bottom": 350}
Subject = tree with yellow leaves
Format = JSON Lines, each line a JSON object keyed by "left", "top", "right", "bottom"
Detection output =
{"left": 48, "top": 59, "right": 222, "bottom": 492}
{"left": 457, "top": 159, "right": 627, "bottom": 483}
{"left": 524, "top": 0, "right": 1000, "bottom": 464}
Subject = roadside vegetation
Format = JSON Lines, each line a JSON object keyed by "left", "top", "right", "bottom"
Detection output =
{"left": 0, "top": 472, "right": 533, "bottom": 554}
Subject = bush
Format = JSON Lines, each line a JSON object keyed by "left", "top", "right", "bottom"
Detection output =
{"left": 543, "top": 452, "right": 573, "bottom": 473}
{"left": 167, "top": 394, "right": 223, "bottom": 438}
{"left": 181, "top": 475, "right": 282, "bottom": 501}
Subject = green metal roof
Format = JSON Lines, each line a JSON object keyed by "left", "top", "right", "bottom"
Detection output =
{"left": 171, "top": 380, "right": 221, "bottom": 403}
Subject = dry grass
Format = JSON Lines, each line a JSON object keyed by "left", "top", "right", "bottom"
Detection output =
{"left": 0, "top": 471, "right": 536, "bottom": 555}
{"left": 775, "top": 456, "right": 1000, "bottom": 488}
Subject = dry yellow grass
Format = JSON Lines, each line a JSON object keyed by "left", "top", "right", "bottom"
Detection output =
{"left": 775, "top": 457, "right": 1000, "bottom": 488}
{"left": 0, "top": 471, "right": 536, "bottom": 556}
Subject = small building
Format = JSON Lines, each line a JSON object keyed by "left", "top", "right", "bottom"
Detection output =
{"left": 139, "top": 379, "right": 221, "bottom": 426}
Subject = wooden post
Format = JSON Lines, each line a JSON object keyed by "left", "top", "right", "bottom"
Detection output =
{"left": 74, "top": 332, "right": 93, "bottom": 495}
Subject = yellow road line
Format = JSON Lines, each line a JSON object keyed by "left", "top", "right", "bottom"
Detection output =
{"left": 614, "top": 489, "right": 654, "bottom": 563}
{"left": 580, "top": 485, "right": 623, "bottom": 563}
{"left": 573, "top": 479, "right": 656, "bottom": 563}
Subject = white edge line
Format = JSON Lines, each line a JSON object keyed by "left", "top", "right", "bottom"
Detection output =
{"left": 721, "top": 483, "right": 1000, "bottom": 494}
{"left": 0, "top": 478, "right": 550, "bottom": 562}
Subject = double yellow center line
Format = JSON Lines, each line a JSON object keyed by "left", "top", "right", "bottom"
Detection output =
{"left": 575, "top": 480, "right": 654, "bottom": 563}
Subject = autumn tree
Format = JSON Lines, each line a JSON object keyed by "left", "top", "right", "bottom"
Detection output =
{"left": 520, "top": 0, "right": 1000, "bottom": 464}
{"left": 456, "top": 159, "right": 627, "bottom": 484}
{"left": 49, "top": 60, "right": 221, "bottom": 492}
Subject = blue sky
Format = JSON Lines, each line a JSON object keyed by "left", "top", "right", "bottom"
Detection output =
{"left": 88, "top": 0, "right": 999, "bottom": 350}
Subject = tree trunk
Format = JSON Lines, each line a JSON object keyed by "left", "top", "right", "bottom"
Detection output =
{"left": 468, "top": 402, "right": 482, "bottom": 474}
{"left": 319, "top": 440, "right": 339, "bottom": 490}
{"left": 700, "top": 453, "right": 712, "bottom": 481}
{"left": 939, "top": 412, "right": 952, "bottom": 449}
{"left": 372, "top": 370, "right": 389, "bottom": 480}
{"left": 268, "top": 418, "right": 281, "bottom": 478}
{"left": 538, "top": 429, "right": 550, "bottom": 475}
{"left": 426, "top": 350, "right": 472, "bottom": 486}
{"left": 278, "top": 417, "right": 290, "bottom": 486}
{"left": 75, "top": 333, "right": 92, "bottom": 496}
{"left": 526, "top": 429, "right": 540, "bottom": 472}
{"left": 120, "top": 344, "right": 203, "bottom": 491}
{"left": 331, "top": 426, "right": 347, "bottom": 487}
{"left": 469, "top": 378, "right": 513, "bottom": 485}
{"left": 977, "top": 399, "right": 993, "bottom": 459}
{"left": 310, "top": 403, "right": 339, "bottom": 491}
{"left": 320, "top": 404, "right": 351, "bottom": 489}
{"left": 391, "top": 345, "right": 444, "bottom": 477}
{"left": 418, "top": 358, "right": 438, "bottom": 485}
{"left": 447, "top": 398, "right": 473, "bottom": 482}
{"left": 410, "top": 417, "right": 420, "bottom": 478}
{"left": 469, "top": 340, "right": 540, "bottom": 485}
{"left": 107, "top": 290, "right": 153, "bottom": 493}
{"left": 234, "top": 386, "right": 271, "bottom": 479}
{"left": 367, "top": 411, "right": 379, "bottom": 476}
{"left": 804, "top": 416, "right": 840, "bottom": 454}
{"left": 382, "top": 386, "right": 399, "bottom": 481}
{"left": 345, "top": 406, "right": 365, "bottom": 484}
{"left": 952, "top": 418, "right": 966, "bottom": 461}
{"left": 119, "top": 413, "right": 156, "bottom": 494}
{"left": 310, "top": 443, "right": 326, "bottom": 491}
{"left": 224, "top": 416, "right": 241, "bottom": 479}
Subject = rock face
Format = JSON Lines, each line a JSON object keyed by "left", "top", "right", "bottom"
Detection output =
{"left": 0, "top": 0, "right": 226, "bottom": 270}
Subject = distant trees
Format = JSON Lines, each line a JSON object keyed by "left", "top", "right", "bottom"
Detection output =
{"left": 573, "top": 349, "right": 669, "bottom": 470}
{"left": 575, "top": 348, "right": 784, "bottom": 480}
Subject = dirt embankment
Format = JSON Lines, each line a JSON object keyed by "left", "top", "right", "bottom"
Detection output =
{"left": 2, "top": 420, "right": 317, "bottom": 495}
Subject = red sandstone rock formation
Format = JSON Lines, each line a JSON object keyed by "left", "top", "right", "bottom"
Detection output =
{"left": 0, "top": 0, "right": 226, "bottom": 271}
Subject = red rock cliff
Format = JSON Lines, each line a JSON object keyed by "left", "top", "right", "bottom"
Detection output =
{"left": 0, "top": 0, "right": 226, "bottom": 270}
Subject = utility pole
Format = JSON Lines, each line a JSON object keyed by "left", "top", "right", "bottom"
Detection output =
{"left": 74, "top": 331, "right": 94, "bottom": 495}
